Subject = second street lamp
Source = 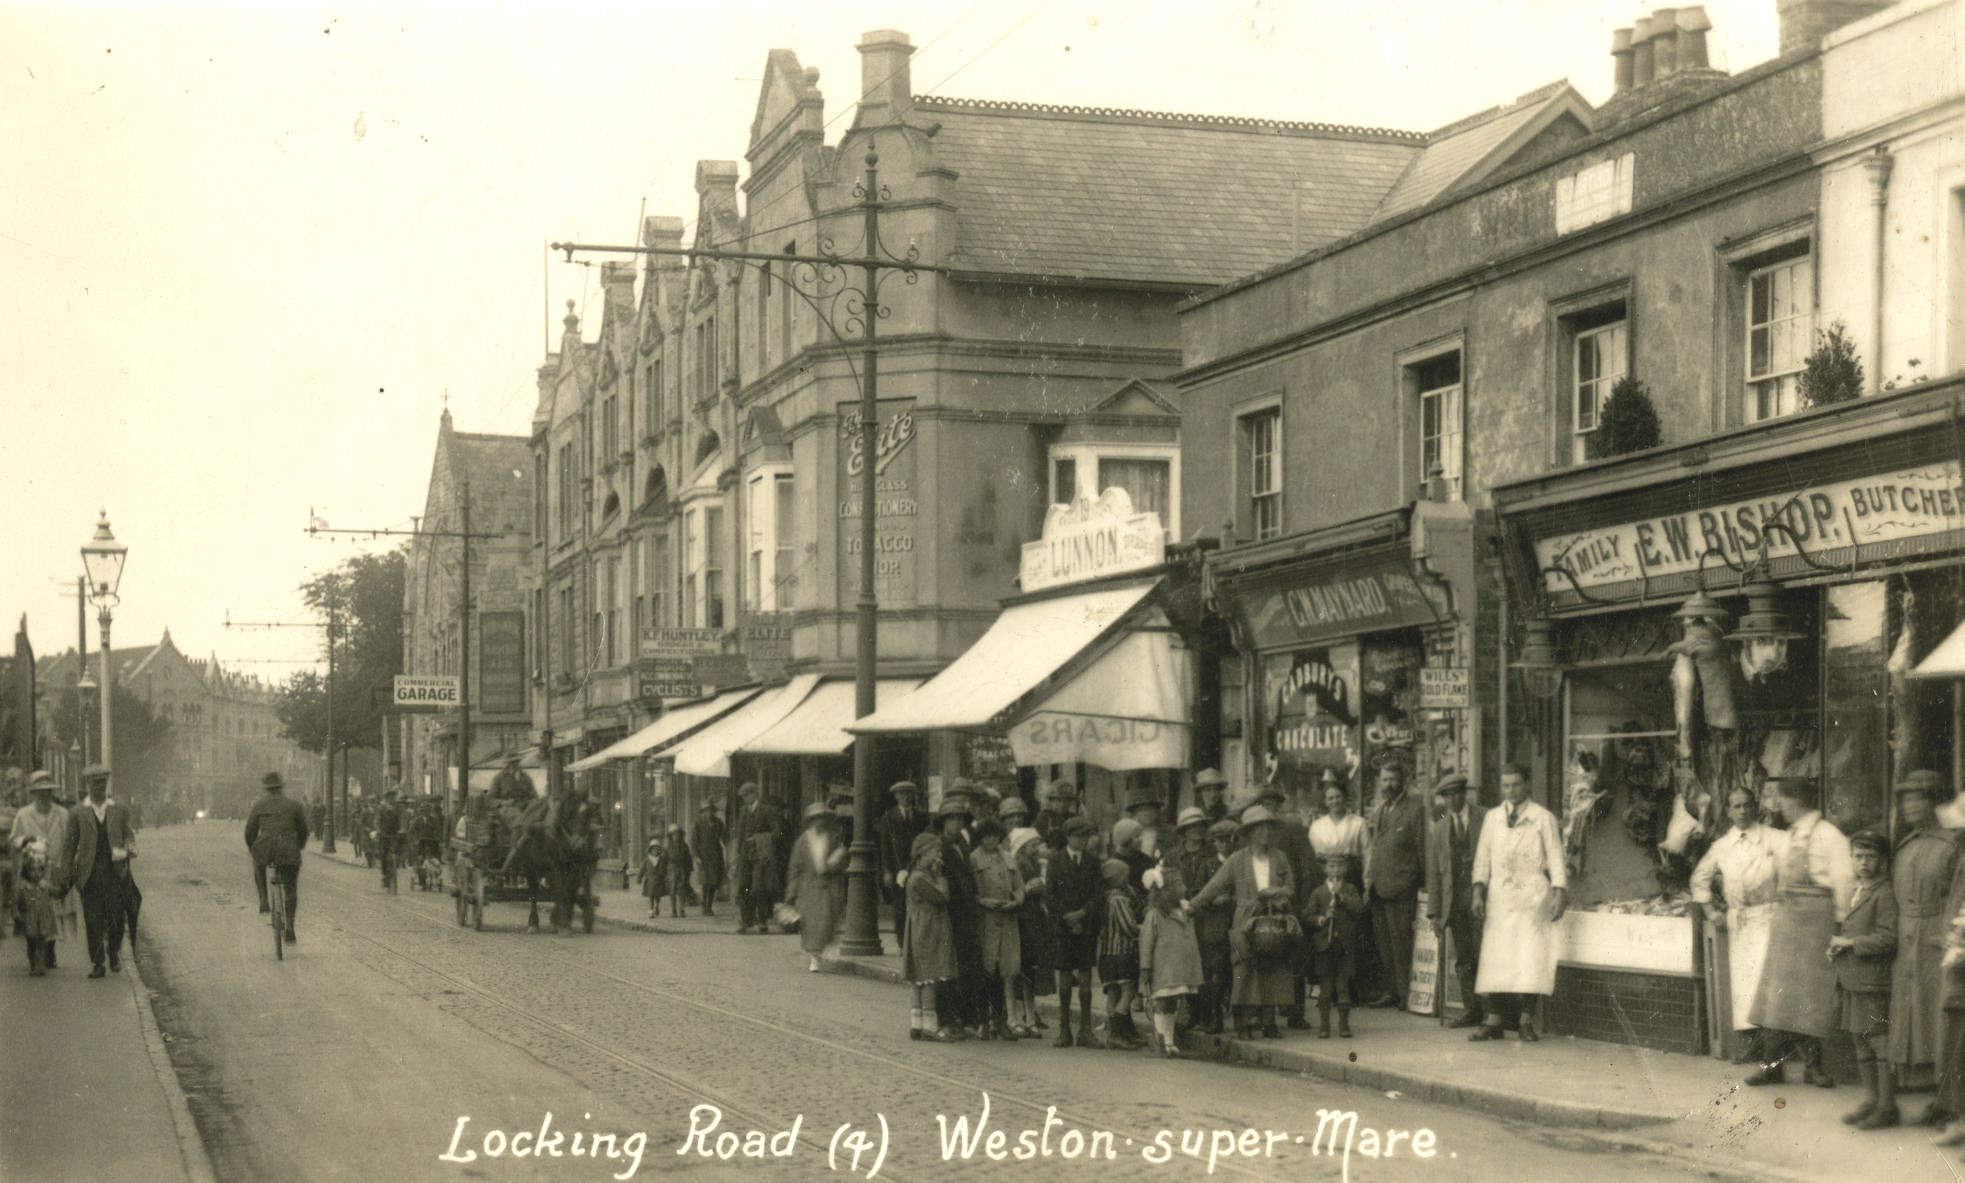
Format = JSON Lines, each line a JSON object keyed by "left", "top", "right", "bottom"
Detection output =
{"left": 81, "top": 511, "right": 128, "bottom": 775}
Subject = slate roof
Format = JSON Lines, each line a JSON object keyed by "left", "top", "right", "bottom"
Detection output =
{"left": 1370, "top": 82, "right": 1592, "bottom": 223}
{"left": 916, "top": 97, "right": 1424, "bottom": 288}
{"left": 442, "top": 430, "right": 533, "bottom": 538}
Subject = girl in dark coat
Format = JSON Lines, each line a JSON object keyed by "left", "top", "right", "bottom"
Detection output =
{"left": 640, "top": 838, "right": 669, "bottom": 919}
{"left": 904, "top": 833, "right": 961, "bottom": 1043}
{"left": 1010, "top": 827, "right": 1055, "bottom": 1036}
{"left": 664, "top": 825, "right": 694, "bottom": 918}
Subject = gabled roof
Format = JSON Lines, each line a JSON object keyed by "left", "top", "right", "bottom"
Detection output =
{"left": 1089, "top": 378, "right": 1179, "bottom": 417}
{"left": 1370, "top": 82, "right": 1594, "bottom": 223}
{"left": 914, "top": 96, "right": 1424, "bottom": 288}
{"left": 425, "top": 415, "right": 532, "bottom": 538}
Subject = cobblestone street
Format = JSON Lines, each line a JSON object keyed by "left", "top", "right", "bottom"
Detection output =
{"left": 128, "top": 824, "right": 1727, "bottom": 1182}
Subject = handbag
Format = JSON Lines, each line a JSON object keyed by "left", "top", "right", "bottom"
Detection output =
{"left": 1248, "top": 905, "right": 1302, "bottom": 963}
{"left": 773, "top": 901, "right": 802, "bottom": 932}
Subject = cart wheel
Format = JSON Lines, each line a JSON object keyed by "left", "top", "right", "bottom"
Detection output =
{"left": 472, "top": 868, "right": 487, "bottom": 931}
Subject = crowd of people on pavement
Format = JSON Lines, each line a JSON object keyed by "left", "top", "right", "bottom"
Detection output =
{"left": 2, "top": 765, "right": 141, "bottom": 978}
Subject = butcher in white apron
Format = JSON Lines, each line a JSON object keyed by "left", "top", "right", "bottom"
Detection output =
{"left": 1468, "top": 765, "right": 1567, "bottom": 1044}
{"left": 1690, "top": 787, "right": 1779, "bottom": 1060}
{"left": 1745, "top": 777, "right": 1854, "bottom": 1088}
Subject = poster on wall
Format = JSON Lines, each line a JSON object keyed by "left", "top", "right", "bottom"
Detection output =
{"left": 837, "top": 398, "right": 919, "bottom": 607}
{"left": 1359, "top": 634, "right": 1422, "bottom": 773}
{"left": 1260, "top": 644, "right": 1360, "bottom": 784}
{"left": 477, "top": 612, "right": 527, "bottom": 716}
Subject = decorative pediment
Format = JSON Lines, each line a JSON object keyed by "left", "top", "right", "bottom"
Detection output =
{"left": 1087, "top": 379, "right": 1179, "bottom": 418}
{"left": 739, "top": 405, "right": 785, "bottom": 451}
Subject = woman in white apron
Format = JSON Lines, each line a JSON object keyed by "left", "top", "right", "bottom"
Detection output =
{"left": 1469, "top": 765, "right": 1567, "bottom": 1044}
{"left": 1690, "top": 787, "right": 1779, "bottom": 1061}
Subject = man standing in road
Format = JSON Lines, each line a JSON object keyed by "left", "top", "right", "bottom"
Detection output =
{"left": 1365, "top": 758, "right": 1427, "bottom": 1011}
{"left": 877, "top": 781, "right": 929, "bottom": 941}
{"left": 1424, "top": 772, "right": 1486, "bottom": 1027}
{"left": 373, "top": 790, "right": 405, "bottom": 888}
{"left": 66, "top": 765, "right": 136, "bottom": 978}
{"left": 245, "top": 771, "right": 309, "bottom": 942}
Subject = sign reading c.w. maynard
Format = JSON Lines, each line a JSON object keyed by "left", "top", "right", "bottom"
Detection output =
{"left": 393, "top": 674, "right": 460, "bottom": 711}
{"left": 1019, "top": 487, "right": 1165, "bottom": 593}
{"left": 1536, "top": 461, "right": 1965, "bottom": 595}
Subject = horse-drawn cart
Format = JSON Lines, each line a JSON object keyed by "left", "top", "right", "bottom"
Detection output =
{"left": 449, "top": 804, "right": 598, "bottom": 933}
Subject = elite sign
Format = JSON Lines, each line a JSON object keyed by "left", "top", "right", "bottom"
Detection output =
{"left": 393, "top": 675, "right": 461, "bottom": 711}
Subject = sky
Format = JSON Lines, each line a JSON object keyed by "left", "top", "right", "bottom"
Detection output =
{"left": 1, "top": 0, "right": 1780, "bottom": 675}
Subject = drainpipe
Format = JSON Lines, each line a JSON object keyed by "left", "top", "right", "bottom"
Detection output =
{"left": 1864, "top": 145, "right": 1894, "bottom": 390}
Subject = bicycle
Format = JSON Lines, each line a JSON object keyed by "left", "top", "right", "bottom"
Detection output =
{"left": 267, "top": 874, "right": 287, "bottom": 960}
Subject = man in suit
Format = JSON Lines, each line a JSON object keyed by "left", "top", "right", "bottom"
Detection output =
{"left": 876, "top": 781, "right": 929, "bottom": 941}
{"left": 1365, "top": 758, "right": 1427, "bottom": 1011}
{"left": 1424, "top": 772, "right": 1486, "bottom": 1027}
{"left": 245, "top": 771, "right": 309, "bottom": 942}
{"left": 691, "top": 802, "right": 727, "bottom": 916}
{"left": 66, "top": 765, "right": 136, "bottom": 978}
{"left": 732, "top": 783, "right": 781, "bottom": 933}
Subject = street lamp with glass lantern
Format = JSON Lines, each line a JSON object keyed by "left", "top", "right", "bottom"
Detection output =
{"left": 81, "top": 511, "right": 128, "bottom": 776}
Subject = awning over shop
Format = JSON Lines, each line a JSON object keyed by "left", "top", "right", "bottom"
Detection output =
{"left": 849, "top": 581, "right": 1157, "bottom": 735}
{"left": 566, "top": 687, "right": 764, "bottom": 772}
{"left": 660, "top": 674, "right": 824, "bottom": 778}
{"left": 1006, "top": 629, "right": 1191, "bottom": 770}
{"left": 740, "top": 678, "right": 923, "bottom": 756}
{"left": 1912, "top": 620, "right": 1965, "bottom": 679}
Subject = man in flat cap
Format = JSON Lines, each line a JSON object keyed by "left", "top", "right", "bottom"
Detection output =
{"left": 66, "top": 764, "right": 136, "bottom": 977}
{"left": 1425, "top": 772, "right": 1486, "bottom": 1026}
{"left": 877, "top": 780, "right": 929, "bottom": 941}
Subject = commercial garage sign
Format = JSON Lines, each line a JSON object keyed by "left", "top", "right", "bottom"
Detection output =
{"left": 392, "top": 675, "right": 460, "bottom": 711}
{"left": 1537, "top": 461, "right": 1965, "bottom": 595}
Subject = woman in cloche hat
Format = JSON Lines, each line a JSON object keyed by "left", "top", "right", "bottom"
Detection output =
{"left": 786, "top": 801, "right": 849, "bottom": 971}
{"left": 1187, "top": 805, "right": 1296, "bottom": 1038}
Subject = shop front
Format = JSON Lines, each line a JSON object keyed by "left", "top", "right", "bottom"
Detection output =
{"left": 850, "top": 489, "right": 1201, "bottom": 827}
{"left": 1208, "top": 502, "right": 1479, "bottom": 813}
{"left": 1493, "top": 380, "right": 1965, "bottom": 1055}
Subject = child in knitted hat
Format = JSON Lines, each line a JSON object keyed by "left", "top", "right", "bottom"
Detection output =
{"left": 14, "top": 849, "right": 58, "bottom": 976}
{"left": 1098, "top": 857, "right": 1143, "bottom": 1049}
{"left": 1140, "top": 866, "right": 1204, "bottom": 1057}
{"left": 904, "top": 832, "right": 962, "bottom": 1043}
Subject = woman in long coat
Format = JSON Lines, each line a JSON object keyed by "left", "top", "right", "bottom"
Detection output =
{"left": 970, "top": 818, "right": 1024, "bottom": 1040}
{"left": 786, "top": 803, "right": 847, "bottom": 970}
{"left": 1189, "top": 805, "right": 1296, "bottom": 1039}
{"left": 691, "top": 805, "right": 726, "bottom": 916}
{"left": 1468, "top": 766, "right": 1567, "bottom": 1043}
{"left": 903, "top": 833, "right": 961, "bottom": 1042}
{"left": 1890, "top": 771, "right": 1958, "bottom": 1108}
{"left": 9, "top": 779, "right": 78, "bottom": 957}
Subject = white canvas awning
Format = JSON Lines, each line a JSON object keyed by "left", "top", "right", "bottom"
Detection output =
{"left": 566, "top": 687, "right": 764, "bottom": 772}
{"left": 1912, "top": 619, "right": 1965, "bottom": 679}
{"left": 1006, "top": 628, "right": 1191, "bottom": 770}
{"left": 740, "top": 678, "right": 923, "bottom": 756}
{"left": 660, "top": 674, "right": 823, "bottom": 778}
{"left": 849, "top": 581, "right": 1158, "bottom": 735}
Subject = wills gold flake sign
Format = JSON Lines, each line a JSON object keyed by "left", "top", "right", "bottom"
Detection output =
{"left": 1537, "top": 462, "right": 1965, "bottom": 594}
{"left": 1019, "top": 488, "right": 1165, "bottom": 593}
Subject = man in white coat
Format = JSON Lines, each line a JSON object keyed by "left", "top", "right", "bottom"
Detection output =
{"left": 1468, "top": 764, "right": 1566, "bottom": 1044}
{"left": 1690, "top": 786, "right": 1779, "bottom": 1062}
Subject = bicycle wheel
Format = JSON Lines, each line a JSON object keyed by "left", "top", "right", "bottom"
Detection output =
{"left": 269, "top": 880, "right": 286, "bottom": 960}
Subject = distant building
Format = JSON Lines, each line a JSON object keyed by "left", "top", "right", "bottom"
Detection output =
{"left": 39, "top": 631, "right": 319, "bottom": 818}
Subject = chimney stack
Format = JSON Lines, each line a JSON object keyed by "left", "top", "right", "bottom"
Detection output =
{"left": 1676, "top": 6, "right": 1712, "bottom": 69}
{"left": 856, "top": 29, "right": 914, "bottom": 124}
{"left": 1652, "top": 8, "right": 1680, "bottom": 76}
{"left": 641, "top": 215, "right": 685, "bottom": 269}
{"left": 1612, "top": 27, "right": 1636, "bottom": 93}
{"left": 1776, "top": 0, "right": 1894, "bottom": 53}
{"left": 1632, "top": 15, "right": 1657, "bottom": 85}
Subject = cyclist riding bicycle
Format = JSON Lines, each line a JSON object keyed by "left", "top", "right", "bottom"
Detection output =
{"left": 245, "top": 771, "right": 309, "bottom": 942}
{"left": 373, "top": 790, "right": 405, "bottom": 888}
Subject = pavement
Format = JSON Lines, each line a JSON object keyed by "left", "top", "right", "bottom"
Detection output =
{"left": 0, "top": 921, "right": 215, "bottom": 1183}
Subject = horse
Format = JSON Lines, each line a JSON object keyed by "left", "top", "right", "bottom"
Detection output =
{"left": 502, "top": 796, "right": 600, "bottom": 934}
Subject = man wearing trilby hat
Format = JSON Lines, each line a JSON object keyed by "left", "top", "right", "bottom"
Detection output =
{"left": 878, "top": 781, "right": 929, "bottom": 942}
{"left": 246, "top": 770, "right": 310, "bottom": 943}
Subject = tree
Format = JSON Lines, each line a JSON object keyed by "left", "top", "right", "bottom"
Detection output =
{"left": 1799, "top": 320, "right": 1864, "bottom": 407}
{"left": 49, "top": 682, "right": 170, "bottom": 794}
{"left": 1587, "top": 376, "right": 1662, "bottom": 460}
{"left": 274, "top": 550, "right": 406, "bottom": 755}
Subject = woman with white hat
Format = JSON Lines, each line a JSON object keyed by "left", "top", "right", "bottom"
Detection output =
{"left": 786, "top": 802, "right": 848, "bottom": 971}
{"left": 1188, "top": 805, "right": 1297, "bottom": 1039}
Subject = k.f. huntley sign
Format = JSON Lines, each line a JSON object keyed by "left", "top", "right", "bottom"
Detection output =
{"left": 1019, "top": 488, "right": 1166, "bottom": 593}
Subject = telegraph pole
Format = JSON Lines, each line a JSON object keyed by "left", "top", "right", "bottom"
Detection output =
{"left": 307, "top": 496, "right": 505, "bottom": 813}
{"left": 552, "top": 149, "right": 932, "bottom": 956}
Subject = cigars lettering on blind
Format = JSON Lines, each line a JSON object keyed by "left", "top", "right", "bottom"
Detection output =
{"left": 1535, "top": 462, "right": 1965, "bottom": 594}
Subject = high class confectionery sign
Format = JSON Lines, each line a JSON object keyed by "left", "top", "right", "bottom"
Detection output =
{"left": 1537, "top": 461, "right": 1965, "bottom": 594}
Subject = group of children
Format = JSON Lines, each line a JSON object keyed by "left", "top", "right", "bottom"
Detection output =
{"left": 638, "top": 823, "right": 696, "bottom": 918}
{"left": 899, "top": 794, "right": 1375, "bottom": 1058}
